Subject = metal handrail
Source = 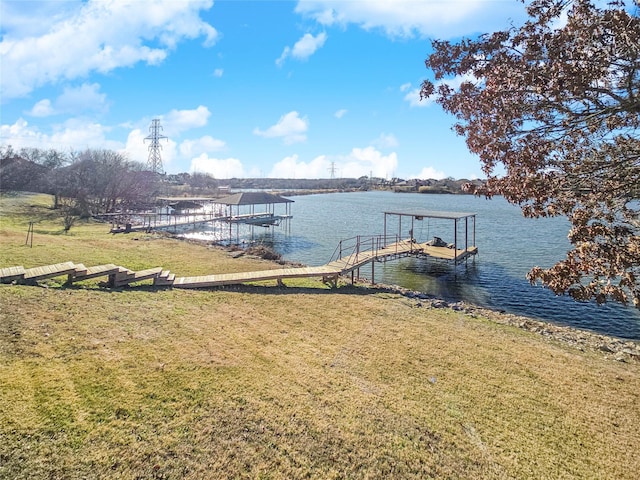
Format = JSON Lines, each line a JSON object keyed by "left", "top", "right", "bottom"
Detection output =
{"left": 328, "top": 234, "right": 406, "bottom": 269}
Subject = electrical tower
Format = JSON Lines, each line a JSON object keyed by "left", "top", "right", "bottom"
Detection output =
{"left": 144, "top": 118, "right": 168, "bottom": 174}
{"left": 328, "top": 161, "right": 337, "bottom": 179}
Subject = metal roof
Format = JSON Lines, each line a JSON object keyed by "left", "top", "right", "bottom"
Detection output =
{"left": 383, "top": 209, "right": 476, "bottom": 220}
{"left": 158, "top": 197, "right": 219, "bottom": 202}
{"left": 215, "top": 192, "right": 294, "bottom": 206}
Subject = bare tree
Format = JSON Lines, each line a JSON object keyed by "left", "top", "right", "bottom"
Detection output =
{"left": 58, "top": 197, "right": 79, "bottom": 233}
{"left": 55, "top": 149, "right": 158, "bottom": 215}
{"left": 421, "top": 0, "right": 640, "bottom": 307}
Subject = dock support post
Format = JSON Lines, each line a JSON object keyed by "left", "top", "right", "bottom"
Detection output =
{"left": 465, "top": 217, "right": 469, "bottom": 254}
{"left": 454, "top": 218, "right": 458, "bottom": 267}
{"left": 371, "top": 260, "right": 375, "bottom": 285}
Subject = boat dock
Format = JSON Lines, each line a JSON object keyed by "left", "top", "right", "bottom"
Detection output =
{"left": 0, "top": 236, "right": 477, "bottom": 290}
{"left": 108, "top": 212, "right": 291, "bottom": 234}
{"left": 106, "top": 192, "right": 294, "bottom": 238}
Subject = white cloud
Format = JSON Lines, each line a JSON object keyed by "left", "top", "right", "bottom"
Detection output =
{"left": 0, "top": 118, "right": 42, "bottom": 147}
{"left": 57, "top": 83, "right": 108, "bottom": 114}
{"left": 125, "top": 129, "right": 149, "bottom": 164}
{"left": 253, "top": 111, "right": 308, "bottom": 145}
{"left": 50, "top": 118, "right": 119, "bottom": 151}
{"left": 276, "top": 32, "right": 327, "bottom": 66}
{"left": 295, "top": 0, "right": 527, "bottom": 38}
{"left": 179, "top": 136, "right": 226, "bottom": 158}
{"left": 27, "top": 83, "right": 108, "bottom": 117}
{"left": 213, "top": 68, "right": 224, "bottom": 77}
{"left": 269, "top": 154, "right": 330, "bottom": 178}
{"left": 269, "top": 146, "right": 397, "bottom": 179}
{"left": 162, "top": 105, "right": 211, "bottom": 134}
{"left": 0, "top": 116, "right": 121, "bottom": 152}
{"left": 0, "top": 0, "right": 218, "bottom": 99}
{"left": 291, "top": 32, "right": 327, "bottom": 60}
{"left": 334, "top": 108, "right": 347, "bottom": 119}
{"left": 28, "top": 99, "right": 54, "bottom": 117}
{"left": 190, "top": 154, "right": 246, "bottom": 178}
{"left": 2, "top": 105, "right": 213, "bottom": 173}
{"left": 340, "top": 146, "right": 398, "bottom": 178}
{"left": 373, "top": 133, "right": 399, "bottom": 149}
{"left": 124, "top": 106, "right": 214, "bottom": 170}
{"left": 409, "top": 166, "right": 447, "bottom": 180}
{"left": 0, "top": 1, "right": 80, "bottom": 38}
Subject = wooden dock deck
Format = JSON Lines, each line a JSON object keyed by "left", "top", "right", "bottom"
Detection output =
{"left": 0, "top": 237, "right": 477, "bottom": 290}
{"left": 419, "top": 244, "right": 478, "bottom": 262}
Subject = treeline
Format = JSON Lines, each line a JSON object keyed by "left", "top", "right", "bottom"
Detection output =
{"left": 1, "top": 145, "right": 482, "bottom": 218}
{"left": 174, "top": 176, "right": 484, "bottom": 194}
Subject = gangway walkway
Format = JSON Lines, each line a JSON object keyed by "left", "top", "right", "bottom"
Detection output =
{"left": 0, "top": 236, "right": 477, "bottom": 290}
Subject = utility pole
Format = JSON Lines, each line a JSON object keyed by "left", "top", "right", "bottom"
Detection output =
{"left": 144, "top": 118, "right": 168, "bottom": 174}
{"left": 328, "top": 161, "right": 337, "bottom": 179}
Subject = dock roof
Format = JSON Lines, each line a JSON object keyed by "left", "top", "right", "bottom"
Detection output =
{"left": 158, "top": 197, "right": 219, "bottom": 202}
{"left": 383, "top": 209, "right": 476, "bottom": 220}
{"left": 215, "top": 192, "right": 294, "bottom": 206}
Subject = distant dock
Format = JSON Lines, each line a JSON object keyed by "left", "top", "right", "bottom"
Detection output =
{"left": 103, "top": 192, "right": 294, "bottom": 240}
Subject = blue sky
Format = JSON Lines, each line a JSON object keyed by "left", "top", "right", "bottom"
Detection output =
{"left": 1, "top": 0, "right": 529, "bottom": 179}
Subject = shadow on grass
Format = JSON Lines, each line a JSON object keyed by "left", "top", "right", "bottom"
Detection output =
{"left": 58, "top": 281, "right": 394, "bottom": 297}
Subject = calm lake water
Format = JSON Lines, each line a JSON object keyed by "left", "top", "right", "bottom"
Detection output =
{"left": 190, "top": 191, "right": 640, "bottom": 340}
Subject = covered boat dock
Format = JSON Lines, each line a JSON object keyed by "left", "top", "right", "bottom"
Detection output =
{"left": 383, "top": 209, "right": 478, "bottom": 265}
{"left": 215, "top": 191, "right": 294, "bottom": 243}
{"left": 108, "top": 192, "right": 293, "bottom": 241}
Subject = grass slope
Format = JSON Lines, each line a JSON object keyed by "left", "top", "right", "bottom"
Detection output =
{"left": 1, "top": 193, "right": 639, "bottom": 479}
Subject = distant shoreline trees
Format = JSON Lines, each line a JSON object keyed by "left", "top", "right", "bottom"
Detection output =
{"left": 1, "top": 145, "right": 479, "bottom": 203}
{"left": 421, "top": 0, "right": 640, "bottom": 307}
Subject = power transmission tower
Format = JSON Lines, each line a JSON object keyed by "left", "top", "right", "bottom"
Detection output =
{"left": 328, "top": 161, "right": 337, "bottom": 179}
{"left": 144, "top": 118, "right": 168, "bottom": 174}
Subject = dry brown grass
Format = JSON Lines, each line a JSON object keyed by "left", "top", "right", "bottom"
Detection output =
{"left": 1, "top": 193, "right": 639, "bottom": 479}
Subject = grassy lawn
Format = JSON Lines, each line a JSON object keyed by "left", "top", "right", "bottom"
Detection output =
{"left": 1, "top": 193, "right": 639, "bottom": 479}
